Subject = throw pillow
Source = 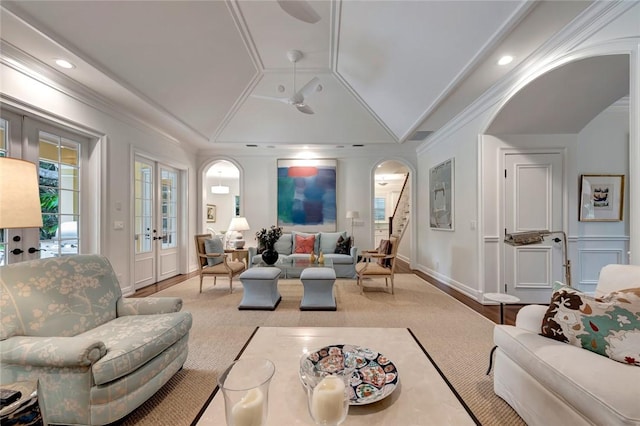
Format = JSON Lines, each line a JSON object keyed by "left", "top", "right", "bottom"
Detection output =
{"left": 294, "top": 234, "right": 316, "bottom": 254}
{"left": 376, "top": 239, "right": 391, "bottom": 267}
{"left": 204, "top": 237, "right": 224, "bottom": 266}
{"left": 335, "top": 235, "right": 351, "bottom": 255}
{"left": 319, "top": 231, "right": 347, "bottom": 254}
{"left": 540, "top": 283, "right": 640, "bottom": 366}
{"left": 292, "top": 231, "right": 320, "bottom": 254}
{"left": 273, "top": 233, "right": 292, "bottom": 255}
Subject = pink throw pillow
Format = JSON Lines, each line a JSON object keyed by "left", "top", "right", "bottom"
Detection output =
{"left": 294, "top": 234, "right": 315, "bottom": 254}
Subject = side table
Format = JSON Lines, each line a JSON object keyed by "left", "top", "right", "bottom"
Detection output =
{"left": 225, "top": 248, "right": 249, "bottom": 266}
{"left": 0, "top": 381, "right": 42, "bottom": 426}
{"left": 484, "top": 292, "right": 520, "bottom": 375}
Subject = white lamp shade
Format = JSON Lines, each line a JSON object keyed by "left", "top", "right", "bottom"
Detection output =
{"left": 346, "top": 210, "right": 360, "bottom": 219}
{"left": 0, "top": 157, "right": 43, "bottom": 228}
{"left": 228, "top": 217, "right": 250, "bottom": 232}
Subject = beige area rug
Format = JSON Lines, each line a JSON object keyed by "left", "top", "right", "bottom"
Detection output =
{"left": 120, "top": 274, "right": 525, "bottom": 426}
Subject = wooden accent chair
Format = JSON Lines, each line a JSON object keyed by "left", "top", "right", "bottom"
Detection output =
{"left": 355, "top": 235, "right": 399, "bottom": 294}
{"left": 194, "top": 234, "right": 246, "bottom": 293}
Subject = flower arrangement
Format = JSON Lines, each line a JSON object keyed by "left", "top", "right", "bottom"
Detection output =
{"left": 255, "top": 225, "right": 283, "bottom": 250}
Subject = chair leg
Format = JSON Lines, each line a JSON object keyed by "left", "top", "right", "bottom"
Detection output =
{"left": 199, "top": 275, "right": 203, "bottom": 293}
{"left": 229, "top": 275, "right": 233, "bottom": 294}
{"left": 390, "top": 276, "right": 394, "bottom": 294}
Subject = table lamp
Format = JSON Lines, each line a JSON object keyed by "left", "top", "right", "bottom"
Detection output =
{"left": 228, "top": 217, "right": 250, "bottom": 249}
{"left": 0, "top": 157, "right": 43, "bottom": 229}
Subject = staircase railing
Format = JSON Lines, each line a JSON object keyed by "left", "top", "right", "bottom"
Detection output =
{"left": 389, "top": 173, "right": 410, "bottom": 240}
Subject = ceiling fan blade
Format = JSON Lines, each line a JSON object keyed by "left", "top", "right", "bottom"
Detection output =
{"left": 251, "top": 94, "right": 290, "bottom": 104}
{"left": 277, "top": 0, "right": 321, "bottom": 24}
{"left": 298, "top": 77, "right": 320, "bottom": 99}
{"left": 296, "top": 104, "right": 314, "bottom": 114}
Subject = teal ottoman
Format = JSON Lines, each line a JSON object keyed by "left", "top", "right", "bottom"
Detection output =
{"left": 238, "top": 267, "right": 282, "bottom": 310}
{"left": 300, "top": 267, "right": 337, "bottom": 311}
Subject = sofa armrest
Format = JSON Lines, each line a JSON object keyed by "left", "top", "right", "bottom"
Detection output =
{"left": 248, "top": 246, "right": 257, "bottom": 267}
{"left": 0, "top": 336, "right": 106, "bottom": 367}
{"left": 515, "top": 304, "right": 548, "bottom": 333}
{"left": 117, "top": 297, "right": 183, "bottom": 316}
{"left": 350, "top": 246, "right": 358, "bottom": 260}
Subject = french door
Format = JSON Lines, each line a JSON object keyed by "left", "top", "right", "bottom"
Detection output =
{"left": 503, "top": 151, "right": 564, "bottom": 303}
{"left": 133, "top": 156, "right": 180, "bottom": 288}
{"left": 1, "top": 110, "right": 87, "bottom": 265}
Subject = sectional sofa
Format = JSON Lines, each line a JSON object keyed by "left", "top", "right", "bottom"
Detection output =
{"left": 247, "top": 231, "right": 358, "bottom": 278}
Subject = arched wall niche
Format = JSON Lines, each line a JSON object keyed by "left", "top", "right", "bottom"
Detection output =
{"left": 199, "top": 157, "right": 243, "bottom": 235}
{"left": 480, "top": 48, "right": 636, "bottom": 296}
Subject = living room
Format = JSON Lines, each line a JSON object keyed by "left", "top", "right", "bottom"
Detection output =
{"left": 1, "top": 1, "right": 639, "bottom": 425}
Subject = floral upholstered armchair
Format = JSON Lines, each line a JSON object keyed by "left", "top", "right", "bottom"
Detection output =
{"left": 0, "top": 255, "right": 193, "bottom": 425}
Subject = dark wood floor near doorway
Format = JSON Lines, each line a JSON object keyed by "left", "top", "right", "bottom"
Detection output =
{"left": 132, "top": 259, "right": 525, "bottom": 326}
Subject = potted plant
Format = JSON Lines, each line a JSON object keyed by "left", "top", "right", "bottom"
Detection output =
{"left": 255, "top": 226, "right": 283, "bottom": 265}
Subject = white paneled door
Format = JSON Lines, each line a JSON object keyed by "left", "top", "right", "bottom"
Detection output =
{"left": 503, "top": 152, "right": 564, "bottom": 303}
{"left": 134, "top": 156, "right": 180, "bottom": 289}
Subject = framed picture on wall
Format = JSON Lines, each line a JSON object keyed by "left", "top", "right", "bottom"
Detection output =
{"left": 277, "top": 159, "right": 337, "bottom": 232}
{"left": 579, "top": 174, "right": 624, "bottom": 221}
{"left": 206, "top": 204, "right": 216, "bottom": 223}
{"left": 429, "top": 158, "right": 454, "bottom": 230}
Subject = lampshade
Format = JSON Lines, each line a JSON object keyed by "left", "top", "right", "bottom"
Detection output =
{"left": 346, "top": 210, "right": 359, "bottom": 219}
{"left": 211, "top": 171, "right": 230, "bottom": 194}
{"left": 228, "top": 217, "right": 250, "bottom": 232}
{"left": 0, "top": 157, "right": 43, "bottom": 228}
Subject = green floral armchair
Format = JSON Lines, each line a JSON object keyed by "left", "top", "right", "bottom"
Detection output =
{"left": 0, "top": 255, "right": 192, "bottom": 425}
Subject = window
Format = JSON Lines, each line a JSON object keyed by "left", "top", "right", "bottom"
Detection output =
{"left": 374, "top": 197, "right": 386, "bottom": 222}
{"left": 39, "top": 131, "right": 81, "bottom": 257}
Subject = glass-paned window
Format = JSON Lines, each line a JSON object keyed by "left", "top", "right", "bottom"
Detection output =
{"left": 135, "top": 160, "right": 153, "bottom": 253}
{"left": 161, "top": 168, "right": 178, "bottom": 249}
{"left": 39, "top": 131, "right": 80, "bottom": 258}
{"left": 374, "top": 197, "right": 386, "bottom": 222}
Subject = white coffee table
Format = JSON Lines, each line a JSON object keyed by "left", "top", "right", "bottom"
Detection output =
{"left": 196, "top": 327, "right": 477, "bottom": 425}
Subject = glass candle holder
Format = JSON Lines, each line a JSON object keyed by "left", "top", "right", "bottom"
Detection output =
{"left": 218, "top": 358, "right": 275, "bottom": 426}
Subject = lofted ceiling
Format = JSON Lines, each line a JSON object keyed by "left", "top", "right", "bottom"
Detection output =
{"left": 0, "top": 0, "right": 597, "bottom": 151}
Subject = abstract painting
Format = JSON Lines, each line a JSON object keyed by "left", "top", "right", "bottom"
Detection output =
{"left": 277, "top": 159, "right": 337, "bottom": 231}
{"left": 430, "top": 158, "right": 454, "bottom": 230}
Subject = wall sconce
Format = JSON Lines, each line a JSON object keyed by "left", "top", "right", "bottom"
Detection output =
{"left": 504, "top": 230, "right": 572, "bottom": 287}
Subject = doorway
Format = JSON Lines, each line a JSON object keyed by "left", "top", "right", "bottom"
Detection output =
{"left": 373, "top": 160, "right": 410, "bottom": 248}
{"left": 133, "top": 155, "right": 181, "bottom": 288}
{"left": 204, "top": 160, "right": 241, "bottom": 239}
{"left": 502, "top": 151, "right": 565, "bottom": 303}
{"left": 1, "top": 109, "right": 93, "bottom": 265}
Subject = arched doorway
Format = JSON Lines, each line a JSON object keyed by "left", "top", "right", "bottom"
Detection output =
{"left": 373, "top": 160, "right": 411, "bottom": 262}
{"left": 203, "top": 160, "right": 241, "bottom": 236}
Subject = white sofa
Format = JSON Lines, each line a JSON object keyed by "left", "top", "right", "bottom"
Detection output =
{"left": 493, "top": 264, "right": 640, "bottom": 426}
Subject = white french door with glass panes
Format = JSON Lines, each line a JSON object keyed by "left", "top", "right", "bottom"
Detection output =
{"left": 1, "top": 111, "right": 87, "bottom": 265}
{"left": 134, "top": 156, "right": 180, "bottom": 288}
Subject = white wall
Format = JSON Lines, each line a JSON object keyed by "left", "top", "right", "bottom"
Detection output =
{"left": 1, "top": 63, "right": 199, "bottom": 294}
{"left": 204, "top": 175, "right": 240, "bottom": 234}
{"left": 195, "top": 148, "right": 417, "bottom": 265}
{"left": 415, "top": 3, "right": 639, "bottom": 301}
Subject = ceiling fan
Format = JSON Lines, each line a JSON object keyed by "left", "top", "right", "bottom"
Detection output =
{"left": 252, "top": 50, "right": 321, "bottom": 115}
{"left": 277, "top": 0, "right": 321, "bottom": 24}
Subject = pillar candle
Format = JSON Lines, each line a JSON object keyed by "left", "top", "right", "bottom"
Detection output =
{"left": 311, "top": 375, "right": 346, "bottom": 423}
{"left": 231, "top": 388, "right": 264, "bottom": 426}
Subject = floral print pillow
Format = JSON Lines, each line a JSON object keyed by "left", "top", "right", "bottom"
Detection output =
{"left": 541, "top": 283, "right": 640, "bottom": 366}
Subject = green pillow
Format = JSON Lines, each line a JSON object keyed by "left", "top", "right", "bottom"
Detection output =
{"left": 204, "top": 237, "right": 224, "bottom": 266}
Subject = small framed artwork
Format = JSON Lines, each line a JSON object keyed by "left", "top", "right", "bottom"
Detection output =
{"left": 429, "top": 158, "right": 454, "bottom": 230}
{"left": 206, "top": 204, "right": 216, "bottom": 223}
{"left": 579, "top": 174, "right": 624, "bottom": 221}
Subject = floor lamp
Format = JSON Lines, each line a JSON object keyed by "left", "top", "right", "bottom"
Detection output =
{"left": 504, "top": 230, "right": 572, "bottom": 287}
{"left": 346, "top": 211, "right": 359, "bottom": 244}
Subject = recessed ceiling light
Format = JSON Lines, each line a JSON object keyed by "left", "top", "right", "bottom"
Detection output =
{"left": 55, "top": 59, "right": 75, "bottom": 69}
{"left": 497, "top": 55, "right": 514, "bottom": 66}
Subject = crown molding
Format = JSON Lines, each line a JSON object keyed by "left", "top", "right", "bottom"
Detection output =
{"left": 417, "top": 0, "right": 637, "bottom": 155}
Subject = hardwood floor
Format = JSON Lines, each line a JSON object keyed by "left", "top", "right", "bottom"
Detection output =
{"left": 133, "top": 260, "right": 524, "bottom": 325}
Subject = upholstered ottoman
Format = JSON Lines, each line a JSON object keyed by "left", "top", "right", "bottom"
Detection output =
{"left": 300, "top": 267, "right": 337, "bottom": 311}
{"left": 238, "top": 267, "right": 282, "bottom": 310}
